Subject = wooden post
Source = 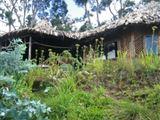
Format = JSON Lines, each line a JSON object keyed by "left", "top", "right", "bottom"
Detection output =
{"left": 0, "top": 41, "right": 2, "bottom": 52}
{"left": 130, "top": 32, "right": 135, "bottom": 57}
{"left": 28, "top": 36, "right": 32, "bottom": 60}
{"left": 117, "top": 40, "right": 121, "bottom": 51}
{"left": 158, "top": 31, "right": 160, "bottom": 55}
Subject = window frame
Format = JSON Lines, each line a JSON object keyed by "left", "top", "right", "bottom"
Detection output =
{"left": 145, "top": 34, "right": 159, "bottom": 55}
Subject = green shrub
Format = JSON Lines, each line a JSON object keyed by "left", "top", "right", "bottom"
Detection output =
{"left": 114, "top": 101, "right": 153, "bottom": 120}
{"left": 0, "top": 39, "right": 35, "bottom": 75}
{"left": 0, "top": 75, "right": 51, "bottom": 120}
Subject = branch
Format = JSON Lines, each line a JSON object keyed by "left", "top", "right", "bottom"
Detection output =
{"left": 11, "top": 24, "right": 16, "bottom": 30}
{"left": 11, "top": 0, "right": 18, "bottom": 12}
{"left": 9, "top": 0, "right": 23, "bottom": 27}
{"left": 109, "top": 5, "right": 116, "bottom": 20}
{"left": 113, "top": 1, "right": 118, "bottom": 13}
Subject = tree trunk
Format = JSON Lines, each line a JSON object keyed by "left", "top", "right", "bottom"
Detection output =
{"left": 22, "top": 1, "right": 27, "bottom": 28}
{"left": 9, "top": 0, "right": 23, "bottom": 28}
{"left": 84, "top": 3, "right": 91, "bottom": 25}
{"left": 119, "top": 0, "right": 123, "bottom": 18}
{"left": 30, "top": 0, "right": 38, "bottom": 28}
{"left": 109, "top": 5, "right": 116, "bottom": 20}
{"left": 95, "top": 0, "right": 100, "bottom": 26}
{"left": 9, "top": 25, "right": 11, "bottom": 32}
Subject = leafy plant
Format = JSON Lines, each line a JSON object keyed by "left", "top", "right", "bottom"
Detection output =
{"left": 0, "top": 39, "right": 35, "bottom": 75}
{"left": 0, "top": 75, "right": 51, "bottom": 120}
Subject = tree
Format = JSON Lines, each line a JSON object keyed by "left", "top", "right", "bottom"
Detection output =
{"left": 20, "top": 0, "right": 51, "bottom": 27}
{"left": 74, "top": 0, "right": 92, "bottom": 25}
{"left": 0, "top": 0, "right": 51, "bottom": 31}
{"left": 0, "top": 0, "right": 17, "bottom": 31}
{"left": 100, "top": 0, "right": 135, "bottom": 20}
{"left": 90, "top": 0, "right": 101, "bottom": 26}
{"left": 100, "top": 0, "right": 116, "bottom": 20}
{"left": 0, "top": 0, "right": 73, "bottom": 31}
{"left": 118, "top": 0, "right": 135, "bottom": 18}
{"left": 4, "top": 11, "right": 15, "bottom": 32}
{"left": 79, "top": 21, "right": 92, "bottom": 32}
{"left": 50, "top": 0, "right": 72, "bottom": 31}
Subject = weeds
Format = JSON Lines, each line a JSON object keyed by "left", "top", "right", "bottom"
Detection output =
{"left": 2, "top": 38, "right": 160, "bottom": 119}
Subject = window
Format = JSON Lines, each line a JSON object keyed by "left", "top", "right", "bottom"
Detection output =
{"left": 145, "top": 35, "right": 158, "bottom": 54}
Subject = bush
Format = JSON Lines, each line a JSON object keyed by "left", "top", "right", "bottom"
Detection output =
{"left": 0, "top": 75, "right": 51, "bottom": 120}
{"left": 0, "top": 39, "right": 35, "bottom": 75}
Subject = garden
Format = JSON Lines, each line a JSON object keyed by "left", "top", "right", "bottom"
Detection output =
{"left": 1, "top": 39, "right": 160, "bottom": 120}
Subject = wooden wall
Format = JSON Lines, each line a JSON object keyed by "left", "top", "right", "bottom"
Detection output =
{"left": 134, "top": 30, "right": 144, "bottom": 56}
{"left": 117, "top": 30, "right": 136, "bottom": 57}
{"left": 117, "top": 27, "right": 146, "bottom": 57}
{"left": 117, "top": 26, "right": 160, "bottom": 57}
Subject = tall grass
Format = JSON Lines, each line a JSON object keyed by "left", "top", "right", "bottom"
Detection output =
{"left": 14, "top": 44, "right": 160, "bottom": 120}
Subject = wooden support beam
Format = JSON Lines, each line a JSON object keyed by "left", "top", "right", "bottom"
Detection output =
{"left": 28, "top": 36, "right": 32, "bottom": 60}
{"left": 0, "top": 41, "right": 2, "bottom": 52}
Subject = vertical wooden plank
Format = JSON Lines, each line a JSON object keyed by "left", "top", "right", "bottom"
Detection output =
{"left": 28, "top": 36, "right": 32, "bottom": 60}
{"left": 0, "top": 41, "right": 2, "bottom": 52}
{"left": 158, "top": 30, "right": 160, "bottom": 55}
{"left": 130, "top": 32, "right": 135, "bottom": 57}
{"left": 117, "top": 40, "right": 121, "bottom": 51}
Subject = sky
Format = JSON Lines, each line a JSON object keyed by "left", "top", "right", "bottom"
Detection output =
{"left": 65, "top": 0, "right": 84, "bottom": 18}
{"left": 0, "top": 0, "right": 140, "bottom": 34}
{"left": 0, "top": 0, "right": 115, "bottom": 33}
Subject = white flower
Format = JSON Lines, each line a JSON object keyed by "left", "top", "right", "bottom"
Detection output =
{"left": 0, "top": 112, "right": 5, "bottom": 116}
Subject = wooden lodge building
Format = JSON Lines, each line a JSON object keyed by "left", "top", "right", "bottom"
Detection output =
{"left": 0, "top": 1, "right": 160, "bottom": 60}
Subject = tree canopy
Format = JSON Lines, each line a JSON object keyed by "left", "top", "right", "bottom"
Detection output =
{"left": 0, "top": 0, "right": 159, "bottom": 33}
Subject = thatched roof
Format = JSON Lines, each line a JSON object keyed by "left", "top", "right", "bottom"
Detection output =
{"left": 0, "top": 1, "right": 160, "bottom": 42}
{"left": 0, "top": 21, "right": 79, "bottom": 41}
{"left": 79, "top": 1, "right": 160, "bottom": 39}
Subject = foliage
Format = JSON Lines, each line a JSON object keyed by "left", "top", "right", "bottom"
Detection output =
{"left": 74, "top": 0, "right": 92, "bottom": 27}
{"left": 0, "top": 0, "right": 70, "bottom": 31}
{"left": 0, "top": 76, "right": 51, "bottom": 120}
{"left": 33, "top": 74, "right": 111, "bottom": 120}
{"left": 0, "top": 39, "right": 35, "bottom": 75}
{"left": 0, "top": 0, "right": 50, "bottom": 29}
{"left": 100, "top": 0, "right": 135, "bottom": 19}
{"left": 112, "top": 100, "right": 153, "bottom": 120}
{"left": 22, "top": 48, "right": 159, "bottom": 120}
{"left": 0, "top": 0, "right": 157, "bottom": 33}
{"left": 50, "top": 0, "right": 73, "bottom": 31}
{"left": 0, "top": 39, "right": 51, "bottom": 120}
{"left": 79, "top": 21, "right": 93, "bottom": 32}
{"left": 2, "top": 38, "right": 160, "bottom": 119}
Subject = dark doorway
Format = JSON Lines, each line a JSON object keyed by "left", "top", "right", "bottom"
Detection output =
{"left": 104, "top": 42, "right": 118, "bottom": 59}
